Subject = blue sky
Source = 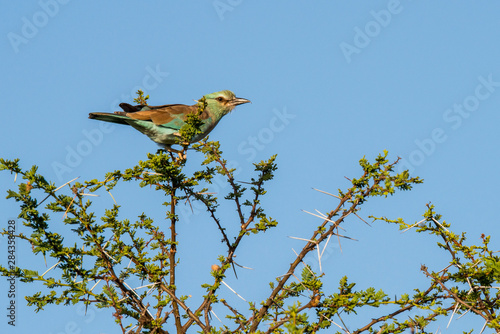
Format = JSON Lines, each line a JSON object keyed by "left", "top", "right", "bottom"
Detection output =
{"left": 1, "top": 1, "right": 500, "bottom": 333}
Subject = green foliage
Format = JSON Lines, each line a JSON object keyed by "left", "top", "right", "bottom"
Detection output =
{"left": 0, "top": 148, "right": 493, "bottom": 333}
{"left": 0, "top": 139, "right": 280, "bottom": 333}
{"left": 1, "top": 98, "right": 498, "bottom": 332}
{"left": 133, "top": 89, "right": 149, "bottom": 105}
{"left": 178, "top": 96, "right": 207, "bottom": 146}
{"left": 372, "top": 204, "right": 500, "bottom": 333}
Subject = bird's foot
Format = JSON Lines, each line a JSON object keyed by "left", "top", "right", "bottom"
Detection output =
{"left": 164, "top": 146, "right": 187, "bottom": 161}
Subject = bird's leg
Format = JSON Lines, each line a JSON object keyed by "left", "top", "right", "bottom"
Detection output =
{"left": 164, "top": 145, "right": 187, "bottom": 161}
{"left": 177, "top": 151, "right": 186, "bottom": 160}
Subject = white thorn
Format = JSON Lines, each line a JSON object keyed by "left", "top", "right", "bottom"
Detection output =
{"left": 302, "top": 210, "right": 337, "bottom": 224}
{"left": 79, "top": 192, "right": 99, "bottom": 197}
{"left": 41, "top": 261, "right": 61, "bottom": 277}
{"left": 221, "top": 280, "right": 247, "bottom": 302}
{"left": 401, "top": 219, "right": 426, "bottom": 233}
{"left": 457, "top": 308, "right": 470, "bottom": 319}
{"left": 54, "top": 176, "right": 80, "bottom": 192}
{"left": 312, "top": 187, "right": 341, "bottom": 199}
{"left": 211, "top": 310, "right": 223, "bottom": 324}
{"left": 288, "top": 235, "right": 316, "bottom": 243}
{"left": 314, "top": 209, "right": 327, "bottom": 218}
{"left": 234, "top": 262, "right": 254, "bottom": 270}
{"left": 479, "top": 320, "right": 488, "bottom": 334}
{"left": 432, "top": 218, "right": 449, "bottom": 232}
{"left": 321, "top": 234, "right": 332, "bottom": 258}
{"left": 447, "top": 303, "right": 459, "bottom": 328}
{"left": 90, "top": 279, "right": 102, "bottom": 292}
{"left": 107, "top": 190, "right": 117, "bottom": 205}
{"left": 317, "top": 244, "right": 322, "bottom": 273}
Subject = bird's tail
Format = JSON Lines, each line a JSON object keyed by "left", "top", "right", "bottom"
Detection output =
{"left": 88, "top": 112, "right": 130, "bottom": 125}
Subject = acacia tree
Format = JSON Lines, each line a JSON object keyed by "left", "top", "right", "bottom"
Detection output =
{"left": 1, "top": 98, "right": 500, "bottom": 333}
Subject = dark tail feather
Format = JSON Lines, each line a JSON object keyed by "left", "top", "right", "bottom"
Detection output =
{"left": 119, "top": 103, "right": 147, "bottom": 113}
{"left": 88, "top": 112, "right": 130, "bottom": 125}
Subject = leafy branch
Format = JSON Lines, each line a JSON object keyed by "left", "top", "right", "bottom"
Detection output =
{"left": 1, "top": 116, "right": 499, "bottom": 333}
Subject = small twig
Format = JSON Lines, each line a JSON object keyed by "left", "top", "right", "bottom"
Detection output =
{"left": 38, "top": 176, "right": 80, "bottom": 207}
{"left": 62, "top": 195, "right": 77, "bottom": 219}
{"left": 437, "top": 263, "right": 453, "bottom": 274}
{"left": 183, "top": 193, "right": 194, "bottom": 214}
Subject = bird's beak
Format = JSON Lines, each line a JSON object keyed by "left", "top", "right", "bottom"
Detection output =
{"left": 230, "top": 97, "right": 251, "bottom": 106}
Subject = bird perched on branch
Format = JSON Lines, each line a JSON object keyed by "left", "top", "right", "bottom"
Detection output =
{"left": 89, "top": 90, "right": 250, "bottom": 154}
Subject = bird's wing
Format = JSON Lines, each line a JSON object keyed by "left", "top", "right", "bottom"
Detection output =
{"left": 117, "top": 104, "right": 210, "bottom": 129}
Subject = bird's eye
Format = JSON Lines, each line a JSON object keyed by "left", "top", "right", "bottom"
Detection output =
{"left": 216, "top": 97, "right": 224, "bottom": 102}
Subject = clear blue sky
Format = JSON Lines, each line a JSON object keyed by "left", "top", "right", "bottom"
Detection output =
{"left": 1, "top": 1, "right": 500, "bottom": 333}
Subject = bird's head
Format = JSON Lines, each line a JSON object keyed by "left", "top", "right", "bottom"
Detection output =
{"left": 201, "top": 90, "right": 251, "bottom": 116}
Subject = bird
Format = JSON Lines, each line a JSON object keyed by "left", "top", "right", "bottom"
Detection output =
{"left": 88, "top": 90, "right": 250, "bottom": 154}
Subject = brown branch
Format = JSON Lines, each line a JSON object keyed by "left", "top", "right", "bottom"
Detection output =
{"left": 352, "top": 283, "right": 438, "bottom": 333}
{"left": 169, "top": 187, "right": 182, "bottom": 331}
{"left": 429, "top": 218, "right": 495, "bottom": 321}
{"left": 248, "top": 183, "right": 364, "bottom": 330}
{"left": 184, "top": 188, "right": 232, "bottom": 250}
{"left": 249, "top": 161, "right": 400, "bottom": 331}
{"left": 420, "top": 266, "right": 489, "bottom": 320}
{"left": 123, "top": 241, "right": 207, "bottom": 332}
{"left": 211, "top": 145, "right": 245, "bottom": 225}
{"left": 183, "top": 151, "right": 272, "bottom": 332}
{"left": 221, "top": 299, "right": 246, "bottom": 329}
{"left": 264, "top": 299, "right": 318, "bottom": 334}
